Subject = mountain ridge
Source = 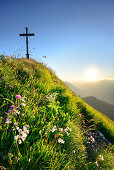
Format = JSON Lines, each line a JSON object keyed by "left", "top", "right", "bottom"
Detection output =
{"left": 83, "top": 96, "right": 114, "bottom": 121}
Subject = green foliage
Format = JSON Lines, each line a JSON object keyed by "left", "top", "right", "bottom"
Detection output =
{"left": 0, "top": 57, "right": 114, "bottom": 169}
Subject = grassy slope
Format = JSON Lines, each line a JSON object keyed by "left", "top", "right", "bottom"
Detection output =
{"left": 0, "top": 57, "right": 114, "bottom": 169}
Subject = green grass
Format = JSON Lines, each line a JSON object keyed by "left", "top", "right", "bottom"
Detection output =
{"left": 0, "top": 56, "right": 114, "bottom": 169}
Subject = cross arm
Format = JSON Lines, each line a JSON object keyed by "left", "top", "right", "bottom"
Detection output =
{"left": 28, "top": 33, "right": 35, "bottom": 36}
{"left": 19, "top": 34, "right": 26, "bottom": 36}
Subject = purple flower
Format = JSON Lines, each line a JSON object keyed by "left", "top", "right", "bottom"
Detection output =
{"left": 10, "top": 105, "right": 15, "bottom": 109}
{"left": 79, "top": 114, "right": 82, "bottom": 117}
{"left": 9, "top": 86, "right": 12, "bottom": 88}
{"left": 8, "top": 129, "right": 12, "bottom": 132}
{"left": 15, "top": 95, "right": 21, "bottom": 99}
{"left": 5, "top": 112, "right": 8, "bottom": 115}
{"left": 8, "top": 110, "right": 12, "bottom": 113}
{"left": 17, "top": 107, "right": 21, "bottom": 110}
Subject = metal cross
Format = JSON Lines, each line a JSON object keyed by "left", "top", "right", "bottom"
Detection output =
{"left": 19, "top": 27, "right": 35, "bottom": 59}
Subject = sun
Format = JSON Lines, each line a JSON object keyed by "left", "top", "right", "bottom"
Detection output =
{"left": 85, "top": 68, "right": 97, "bottom": 82}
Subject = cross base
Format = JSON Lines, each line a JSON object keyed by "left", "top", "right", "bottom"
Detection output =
{"left": 26, "top": 54, "right": 29, "bottom": 59}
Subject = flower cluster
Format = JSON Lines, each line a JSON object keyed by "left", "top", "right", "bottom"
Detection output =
{"left": 4, "top": 92, "right": 29, "bottom": 145}
{"left": 14, "top": 125, "right": 29, "bottom": 144}
{"left": 5, "top": 95, "right": 26, "bottom": 124}
{"left": 47, "top": 125, "right": 72, "bottom": 144}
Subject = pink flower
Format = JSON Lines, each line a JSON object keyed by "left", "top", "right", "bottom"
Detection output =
{"left": 15, "top": 95, "right": 21, "bottom": 99}
{"left": 9, "top": 86, "right": 12, "bottom": 88}
{"left": 8, "top": 110, "right": 12, "bottom": 113}
{"left": 79, "top": 114, "right": 82, "bottom": 117}
{"left": 10, "top": 105, "right": 15, "bottom": 109}
{"left": 14, "top": 122, "right": 18, "bottom": 126}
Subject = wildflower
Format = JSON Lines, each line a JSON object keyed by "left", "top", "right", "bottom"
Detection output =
{"left": 98, "top": 155, "right": 104, "bottom": 161}
{"left": 10, "top": 105, "right": 15, "bottom": 109}
{"left": 50, "top": 125, "right": 57, "bottom": 133}
{"left": 66, "top": 132, "right": 70, "bottom": 136}
{"left": 21, "top": 98, "right": 25, "bottom": 102}
{"left": 15, "top": 95, "right": 21, "bottom": 99}
{"left": 95, "top": 161, "right": 99, "bottom": 166}
{"left": 8, "top": 110, "right": 12, "bottom": 113}
{"left": 12, "top": 126, "right": 15, "bottom": 131}
{"left": 22, "top": 114, "right": 25, "bottom": 116}
{"left": 64, "top": 128, "right": 68, "bottom": 133}
{"left": 15, "top": 157, "right": 20, "bottom": 162}
{"left": 17, "top": 111, "right": 20, "bottom": 114}
{"left": 9, "top": 160, "right": 13, "bottom": 165}
{"left": 8, "top": 129, "right": 12, "bottom": 132}
{"left": 21, "top": 103, "right": 26, "bottom": 107}
{"left": 17, "top": 107, "right": 21, "bottom": 110}
{"left": 79, "top": 114, "right": 82, "bottom": 117}
{"left": 14, "top": 135, "right": 19, "bottom": 140}
{"left": 16, "top": 126, "right": 19, "bottom": 130}
{"left": 45, "top": 131, "right": 47, "bottom": 135}
{"left": 64, "top": 127, "right": 71, "bottom": 133}
{"left": 5, "top": 116, "right": 11, "bottom": 124}
{"left": 54, "top": 134, "right": 58, "bottom": 138}
{"left": 18, "top": 139, "right": 22, "bottom": 144}
{"left": 59, "top": 128, "right": 63, "bottom": 132}
{"left": 9, "top": 86, "right": 12, "bottom": 88}
{"left": 5, "top": 112, "right": 8, "bottom": 115}
{"left": 90, "top": 136, "right": 95, "bottom": 143}
{"left": 14, "top": 122, "right": 18, "bottom": 126}
{"left": 73, "top": 150, "right": 75, "bottom": 153}
{"left": 14, "top": 109, "right": 18, "bottom": 113}
{"left": 58, "top": 138, "right": 65, "bottom": 144}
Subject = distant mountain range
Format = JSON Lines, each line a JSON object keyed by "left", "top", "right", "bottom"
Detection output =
{"left": 83, "top": 96, "right": 114, "bottom": 121}
{"left": 65, "top": 80, "right": 114, "bottom": 105}
{"left": 65, "top": 80, "right": 114, "bottom": 121}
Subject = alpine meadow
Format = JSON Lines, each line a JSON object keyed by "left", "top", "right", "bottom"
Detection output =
{"left": 0, "top": 56, "right": 114, "bottom": 169}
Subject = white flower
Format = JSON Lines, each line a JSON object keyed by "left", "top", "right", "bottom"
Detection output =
{"left": 21, "top": 103, "right": 26, "bottom": 107}
{"left": 98, "top": 155, "right": 104, "bottom": 161}
{"left": 21, "top": 98, "right": 25, "bottom": 102}
{"left": 16, "top": 126, "right": 19, "bottom": 130}
{"left": 21, "top": 137, "right": 26, "bottom": 141}
{"left": 59, "top": 128, "right": 63, "bottom": 132}
{"left": 12, "top": 126, "right": 15, "bottom": 131}
{"left": 58, "top": 138, "right": 65, "bottom": 144}
{"left": 95, "top": 161, "right": 99, "bottom": 166}
{"left": 67, "top": 127, "right": 72, "bottom": 131}
{"left": 18, "top": 139, "right": 22, "bottom": 144}
{"left": 51, "top": 125, "right": 57, "bottom": 133}
{"left": 17, "top": 111, "right": 20, "bottom": 114}
{"left": 90, "top": 136, "right": 95, "bottom": 143}
{"left": 66, "top": 132, "right": 70, "bottom": 136}
{"left": 23, "top": 126, "right": 27, "bottom": 131}
{"left": 14, "top": 135, "right": 19, "bottom": 140}
{"left": 64, "top": 128, "right": 68, "bottom": 133}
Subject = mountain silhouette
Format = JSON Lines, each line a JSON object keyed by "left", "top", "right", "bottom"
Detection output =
{"left": 83, "top": 96, "right": 114, "bottom": 121}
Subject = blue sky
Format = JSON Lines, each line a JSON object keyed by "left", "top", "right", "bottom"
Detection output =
{"left": 0, "top": 0, "right": 114, "bottom": 81}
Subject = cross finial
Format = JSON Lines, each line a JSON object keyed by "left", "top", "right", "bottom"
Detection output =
{"left": 19, "top": 27, "right": 35, "bottom": 59}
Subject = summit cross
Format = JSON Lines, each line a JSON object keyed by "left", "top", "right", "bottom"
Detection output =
{"left": 19, "top": 27, "right": 35, "bottom": 59}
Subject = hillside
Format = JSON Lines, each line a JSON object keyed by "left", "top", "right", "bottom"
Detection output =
{"left": 83, "top": 96, "right": 114, "bottom": 121}
{"left": 66, "top": 80, "right": 114, "bottom": 105}
{"left": 0, "top": 57, "right": 114, "bottom": 169}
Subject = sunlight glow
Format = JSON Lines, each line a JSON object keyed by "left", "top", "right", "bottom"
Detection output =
{"left": 85, "top": 68, "right": 97, "bottom": 82}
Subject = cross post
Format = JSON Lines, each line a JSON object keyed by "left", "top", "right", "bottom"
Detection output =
{"left": 19, "top": 27, "right": 35, "bottom": 59}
